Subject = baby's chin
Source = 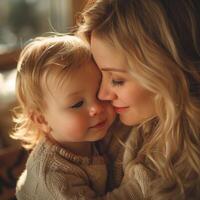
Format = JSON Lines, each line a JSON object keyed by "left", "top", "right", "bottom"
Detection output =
{"left": 89, "top": 129, "right": 110, "bottom": 142}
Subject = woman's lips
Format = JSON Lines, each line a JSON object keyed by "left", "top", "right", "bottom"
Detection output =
{"left": 114, "top": 106, "right": 129, "bottom": 113}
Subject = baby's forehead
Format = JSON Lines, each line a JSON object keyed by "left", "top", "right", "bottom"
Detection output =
{"left": 42, "top": 59, "right": 99, "bottom": 99}
{"left": 41, "top": 64, "right": 76, "bottom": 95}
{"left": 41, "top": 59, "right": 95, "bottom": 95}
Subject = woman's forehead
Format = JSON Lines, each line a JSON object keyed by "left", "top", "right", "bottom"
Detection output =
{"left": 91, "top": 35, "right": 128, "bottom": 71}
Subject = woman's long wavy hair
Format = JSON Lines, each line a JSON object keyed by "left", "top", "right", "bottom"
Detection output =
{"left": 11, "top": 35, "right": 91, "bottom": 150}
{"left": 77, "top": 0, "right": 200, "bottom": 199}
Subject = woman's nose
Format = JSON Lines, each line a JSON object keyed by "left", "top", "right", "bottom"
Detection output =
{"left": 89, "top": 100, "right": 104, "bottom": 117}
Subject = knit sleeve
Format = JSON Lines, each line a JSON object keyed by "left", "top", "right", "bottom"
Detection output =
{"left": 90, "top": 178, "right": 143, "bottom": 200}
{"left": 89, "top": 164, "right": 150, "bottom": 200}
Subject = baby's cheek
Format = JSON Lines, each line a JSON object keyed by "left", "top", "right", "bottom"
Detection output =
{"left": 110, "top": 103, "right": 116, "bottom": 115}
{"left": 106, "top": 105, "right": 116, "bottom": 123}
{"left": 64, "top": 116, "right": 88, "bottom": 141}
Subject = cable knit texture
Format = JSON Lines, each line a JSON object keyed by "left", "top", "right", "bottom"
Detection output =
{"left": 16, "top": 123, "right": 152, "bottom": 200}
{"left": 94, "top": 126, "right": 152, "bottom": 200}
{"left": 16, "top": 136, "right": 107, "bottom": 200}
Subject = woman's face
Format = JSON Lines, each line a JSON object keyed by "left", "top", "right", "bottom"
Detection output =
{"left": 91, "top": 34, "right": 156, "bottom": 125}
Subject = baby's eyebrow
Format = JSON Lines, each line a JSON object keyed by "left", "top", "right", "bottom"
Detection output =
{"left": 65, "top": 90, "right": 82, "bottom": 98}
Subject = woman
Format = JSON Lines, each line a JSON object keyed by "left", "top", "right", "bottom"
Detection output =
{"left": 77, "top": 0, "right": 200, "bottom": 199}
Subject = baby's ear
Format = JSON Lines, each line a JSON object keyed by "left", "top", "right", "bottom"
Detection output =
{"left": 28, "top": 110, "right": 51, "bottom": 133}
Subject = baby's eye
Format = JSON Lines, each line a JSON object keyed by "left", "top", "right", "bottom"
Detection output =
{"left": 111, "top": 79, "right": 124, "bottom": 87}
{"left": 71, "top": 101, "right": 84, "bottom": 108}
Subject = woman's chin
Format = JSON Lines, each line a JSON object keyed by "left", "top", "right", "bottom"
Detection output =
{"left": 119, "top": 115, "right": 133, "bottom": 126}
{"left": 119, "top": 115, "right": 140, "bottom": 126}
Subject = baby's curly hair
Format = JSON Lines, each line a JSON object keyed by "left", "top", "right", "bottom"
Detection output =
{"left": 11, "top": 34, "right": 91, "bottom": 149}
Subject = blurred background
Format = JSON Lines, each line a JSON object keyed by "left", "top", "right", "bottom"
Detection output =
{"left": 0, "top": 0, "right": 87, "bottom": 199}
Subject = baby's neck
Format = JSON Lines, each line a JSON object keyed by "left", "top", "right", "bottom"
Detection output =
{"left": 46, "top": 134, "right": 93, "bottom": 157}
{"left": 61, "top": 141, "right": 93, "bottom": 157}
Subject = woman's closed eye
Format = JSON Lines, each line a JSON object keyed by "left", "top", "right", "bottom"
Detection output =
{"left": 71, "top": 100, "right": 84, "bottom": 108}
{"left": 111, "top": 79, "right": 125, "bottom": 87}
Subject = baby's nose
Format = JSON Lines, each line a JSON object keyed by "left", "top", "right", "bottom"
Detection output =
{"left": 89, "top": 101, "right": 104, "bottom": 117}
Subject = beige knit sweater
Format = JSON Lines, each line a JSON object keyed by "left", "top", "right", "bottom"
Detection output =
{"left": 16, "top": 123, "right": 151, "bottom": 200}
{"left": 16, "top": 136, "right": 108, "bottom": 200}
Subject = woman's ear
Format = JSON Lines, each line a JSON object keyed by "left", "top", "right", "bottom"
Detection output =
{"left": 29, "top": 110, "right": 51, "bottom": 134}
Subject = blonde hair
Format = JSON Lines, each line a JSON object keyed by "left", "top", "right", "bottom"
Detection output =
{"left": 12, "top": 35, "right": 91, "bottom": 150}
{"left": 78, "top": 0, "right": 200, "bottom": 198}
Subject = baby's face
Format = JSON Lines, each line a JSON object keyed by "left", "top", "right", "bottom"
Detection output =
{"left": 43, "top": 60, "right": 115, "bottom": 144}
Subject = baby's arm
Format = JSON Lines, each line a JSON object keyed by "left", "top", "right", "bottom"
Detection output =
{"left": 94, "top": 162, "right": 151, "bottom": 200}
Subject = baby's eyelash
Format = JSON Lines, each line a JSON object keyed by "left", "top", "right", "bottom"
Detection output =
{"left": 71, "top": 101, "right": 84, "bottom": 108}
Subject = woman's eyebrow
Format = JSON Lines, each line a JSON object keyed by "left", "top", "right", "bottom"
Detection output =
{"left": 101, "top": 67, "right": 126, "bottom": 72}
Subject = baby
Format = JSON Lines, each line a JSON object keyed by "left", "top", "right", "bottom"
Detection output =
{"left": 12, "top": 35, "right": 116, "bottom": 199}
